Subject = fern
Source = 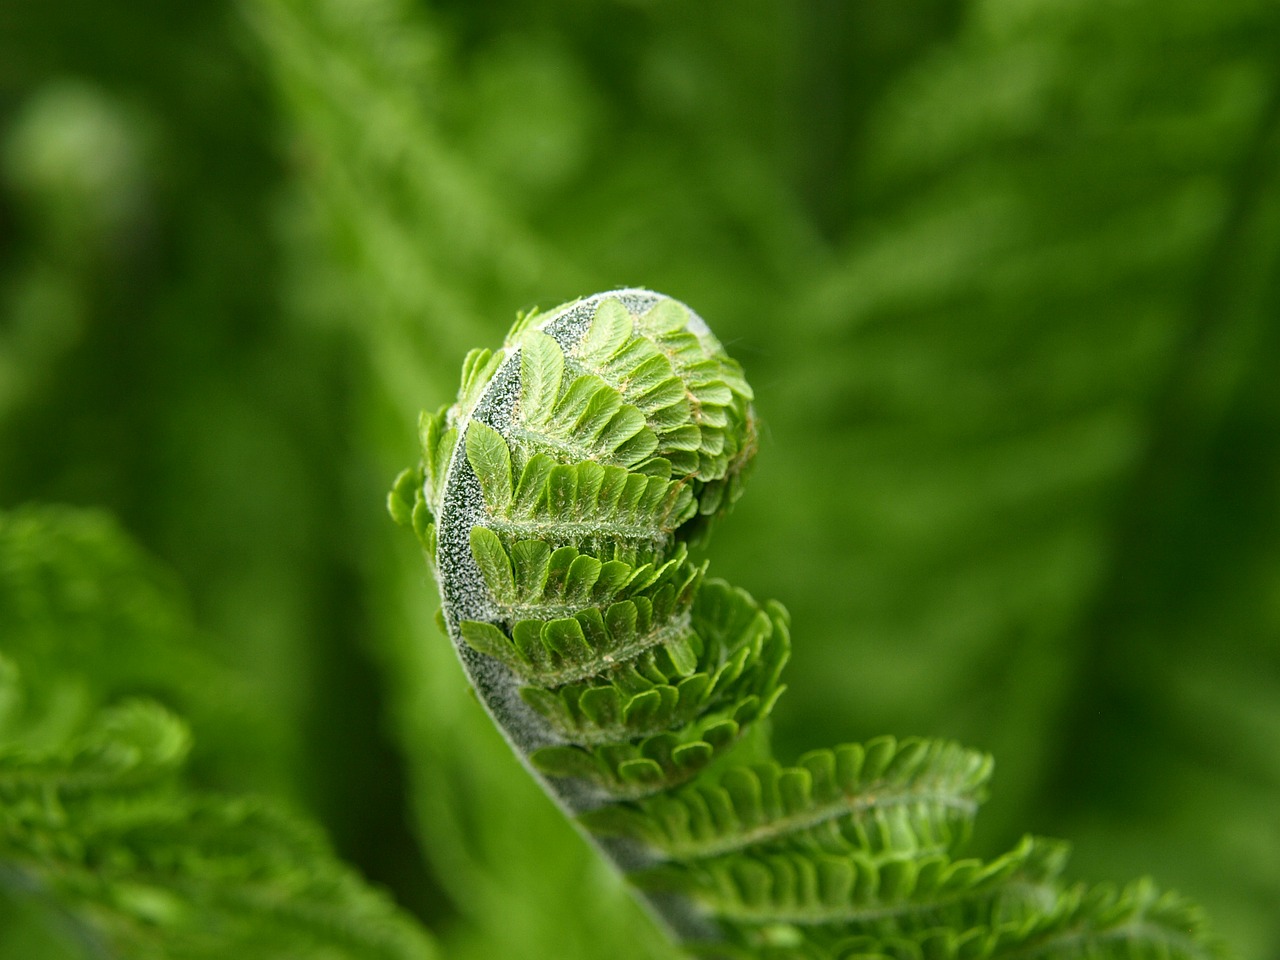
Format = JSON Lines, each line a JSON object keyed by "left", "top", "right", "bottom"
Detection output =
{"left": 0, "top": 506, "right": 436, "bottom": 960}
{"left": 390, "top": 291, "right": 1222, "bottom": 960}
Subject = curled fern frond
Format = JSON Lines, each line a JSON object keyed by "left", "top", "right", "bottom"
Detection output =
{"left": 393, "top": 290, "right": 1221, "bottom": 959}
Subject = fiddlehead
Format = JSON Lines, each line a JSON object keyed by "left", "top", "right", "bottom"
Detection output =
{"left": 390, "top": 291, "right": 1220, "bottom": 959}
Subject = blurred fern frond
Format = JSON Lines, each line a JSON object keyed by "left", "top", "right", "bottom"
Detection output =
{"left": 0, "top": 506, "right": 436, "bottom": 960}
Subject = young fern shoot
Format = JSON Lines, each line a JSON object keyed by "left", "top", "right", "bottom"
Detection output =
{"left": 390, "top": 291, "right": 1220, "bottom": 960}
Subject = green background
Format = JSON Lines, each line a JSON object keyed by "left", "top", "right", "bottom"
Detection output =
{"left": 2, "top": 0, "right": 1277, "bottom": 957}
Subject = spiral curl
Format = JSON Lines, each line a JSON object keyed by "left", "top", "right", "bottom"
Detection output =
{"left": 389, "top": 291, "right": 1216, "bottom": 960}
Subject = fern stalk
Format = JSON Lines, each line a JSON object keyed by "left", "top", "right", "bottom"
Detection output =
{"left": 390, "top": 290, "right": 1220, "bottom": 960}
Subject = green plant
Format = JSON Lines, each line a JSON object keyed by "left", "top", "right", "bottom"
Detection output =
{"left": 390, "top": 290, "right": 1221, "bottom": 960}
{"left": 0, "top": 505, "right": 435, "bottom": 960}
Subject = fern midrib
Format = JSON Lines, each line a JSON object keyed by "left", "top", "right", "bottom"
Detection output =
{"left": 658, "top": 780, "right": 981, "bottom": 860}
{"left": 704, "top": 874, "right": 1056, "bottom": 926}
{"left": 483, "top": 515, "right": 675, "bottom": 550}
{"left": 542, "top": 666, "right": 767, "bottom": 746}
{"left": 1000, "top": 915, "right": 1212, "bottom": 960}
{"left": 522, "top": 610, "right": 695, "bottom": 688}
{"left": 505, "top": 423, "right": 634, "bottom": 470}
{"left": 542, "top": 704, "right": 701, "bottom": 747}
{"left": 486, "top": 586, "right": 680, "bottom": 624}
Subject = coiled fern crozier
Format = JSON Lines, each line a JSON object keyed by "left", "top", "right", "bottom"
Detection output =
{"left": 389, "top": 290, "right": 1219, "bottom": 960}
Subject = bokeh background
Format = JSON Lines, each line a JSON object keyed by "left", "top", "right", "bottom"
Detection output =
{"left": 2, "top": 0, "right": 1278, "bottom": 957}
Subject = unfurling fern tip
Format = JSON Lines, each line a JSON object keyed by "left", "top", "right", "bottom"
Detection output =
{"left": 390, "top": 289, "right": 1221, "bottom": 960}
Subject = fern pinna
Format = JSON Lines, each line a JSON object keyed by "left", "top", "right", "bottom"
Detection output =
{"left": 389, "top": 290, "right": 1219, "bottom": 960}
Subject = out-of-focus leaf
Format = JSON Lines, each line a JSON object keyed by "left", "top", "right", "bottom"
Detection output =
{"left": 0, "top": 508, "right": 437, "bottom": 960}
{"left": 743, "top": 5, "right": 1280, "bottom": 955}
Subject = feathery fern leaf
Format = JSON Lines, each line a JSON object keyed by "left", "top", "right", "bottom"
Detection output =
{"left": 633, "top": 834, "right": 1064, "bottom": 929}
{"left": 579, "top": 738, "right": 990, "bottom": 862}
